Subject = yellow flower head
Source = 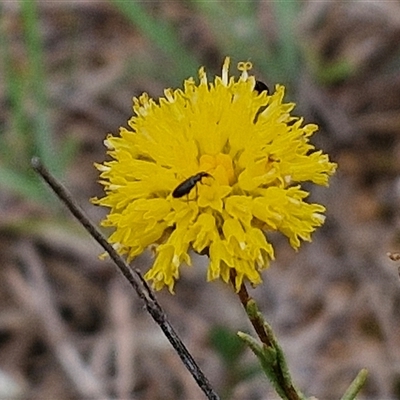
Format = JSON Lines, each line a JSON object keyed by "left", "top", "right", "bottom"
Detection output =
{"left": 93, "top": 58, "right": 336, "bottom": 293}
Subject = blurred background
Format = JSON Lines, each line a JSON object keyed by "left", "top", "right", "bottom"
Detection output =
{"left": 1, "top": 1, "right": 400, "bottom": 399}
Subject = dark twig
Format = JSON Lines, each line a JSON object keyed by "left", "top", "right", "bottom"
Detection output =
{"left": 31, "top": 157, "right": 220, "bottom": 400}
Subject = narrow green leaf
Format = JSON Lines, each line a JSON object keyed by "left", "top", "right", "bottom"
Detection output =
{"left": 0, "top": 166, "right": 46, "bottom": 203}
{"left": 110, "top": 1, "right": 199, "bottom": 78}
{"left": 21, "top": 0, "right": 58, "bottom": 174}
{"left": 340, "top": 369, "right": 368, "bottom": 400}
{"left": 272, "top": 0, "right": 301, "bottom": 83}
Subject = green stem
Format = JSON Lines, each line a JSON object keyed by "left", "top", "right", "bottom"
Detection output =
{"left": 340, "top": 369, "right": 368, "bottom": 400}
{"left": 231, "top": 271, "right": 304, "bottom": 400}
{"left": 232, "top": 271, "right": 368, "bottom": 400}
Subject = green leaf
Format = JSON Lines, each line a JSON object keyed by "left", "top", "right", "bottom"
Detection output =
{"left": 340, "top": 369, "right": 368, "bottom": 400}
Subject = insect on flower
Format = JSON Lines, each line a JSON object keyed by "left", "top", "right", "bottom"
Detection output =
{"left": 253, "top": 80, "right": 270, "bottom": 123}
{"left": 172, "top": 172, "right": 212, "bottom": 198}
{"left": 254, "top": 80, "right": 270, "bottom": 94}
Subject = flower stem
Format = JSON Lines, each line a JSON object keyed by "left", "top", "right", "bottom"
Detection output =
{"left": 236, "top": 277, "right": 273, "bottom": 347}
{"left": 231, "top": 270, "right": 304, "bottom": 400}
{"left": 232, "top": 271, "right": 368, "bottom": 400}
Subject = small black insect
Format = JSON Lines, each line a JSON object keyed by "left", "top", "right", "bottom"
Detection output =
{"left": 172, "top": 172, "right": 212, "bottom": 198}
{"left": 254, "top": 80, "right": 270, "bottom": 94}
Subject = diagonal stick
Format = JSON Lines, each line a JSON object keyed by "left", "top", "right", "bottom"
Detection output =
{"left": 31, "top": 157, "right": 220, "bottom": 400}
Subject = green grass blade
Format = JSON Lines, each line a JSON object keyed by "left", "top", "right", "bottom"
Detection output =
{"left": 272, "top": 0, "right": 301, "bottom": 83}
{"left": 0, "top": 165, "right": 46, "bottom": 203}
{"left": 0, "top": 20, "right": 30, "bottom": 167}
{"left": 21, "top": 0, "right": 58, "bottom": 174}
{"left": 110, "top": 1, "right": 200, "bottom": 79}
{"left": 190, "top": 0, "right": 283, "bottom": 81}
